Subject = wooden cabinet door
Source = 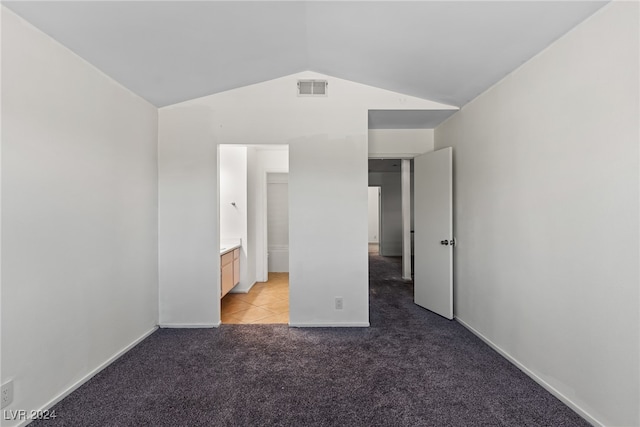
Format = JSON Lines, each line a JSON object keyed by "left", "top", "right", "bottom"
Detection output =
{"left": 221, "top": 262, "right": 234, "bottom": 297}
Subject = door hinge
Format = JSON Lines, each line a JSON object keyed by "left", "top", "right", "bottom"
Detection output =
{"left": 440, "top": 238, "right": 456, "bottom": 246}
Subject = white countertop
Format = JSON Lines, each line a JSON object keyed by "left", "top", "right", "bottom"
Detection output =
{"left": 220, "top": 238, "right": 241, "bottom": 255}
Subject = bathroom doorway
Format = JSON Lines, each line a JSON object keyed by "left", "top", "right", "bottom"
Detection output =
{"left": 219, "top": 145, "right": 290, "bottom": 324}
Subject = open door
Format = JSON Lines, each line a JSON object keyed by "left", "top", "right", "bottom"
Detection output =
{"left": 414, "top": 147, "right": 453, "bottom": 319}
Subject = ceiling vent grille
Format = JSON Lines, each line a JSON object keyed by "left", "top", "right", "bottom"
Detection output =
{"left": 298, "top": 79, "right": 328, "bottom": 96}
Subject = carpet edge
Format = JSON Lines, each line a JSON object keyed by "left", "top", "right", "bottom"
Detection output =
{"left": 289, "top": 322, "right": 370, "bottom": 327}
{"left": 158, "top": 322, "right": 220, "bottom": 328}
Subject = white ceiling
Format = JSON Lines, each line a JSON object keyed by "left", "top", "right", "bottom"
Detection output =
{"left": 368, "top": 110, "right": 458, "bottom": 129}
{"left": 5, "top": 1, "right": 607, "bottom": 114}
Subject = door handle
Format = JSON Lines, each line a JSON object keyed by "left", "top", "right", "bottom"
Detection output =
{"left": 440, "top": 239, "right": 456, "bottom": 246}
{"left": 440, "top": 240, "right": 449, "bottom": 245}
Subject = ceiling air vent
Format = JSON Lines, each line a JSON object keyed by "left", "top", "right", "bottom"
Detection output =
{"left": 297, "top": 79, "right": 328, "bottom": 97}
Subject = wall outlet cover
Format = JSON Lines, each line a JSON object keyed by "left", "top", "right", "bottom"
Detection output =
{"left": 1, "top": 380, "right": 14, "bottom": 409}
{"left": 335, "top": 297, "right": 344, "bottom": 310}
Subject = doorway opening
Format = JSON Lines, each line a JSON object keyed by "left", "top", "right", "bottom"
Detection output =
{"left": 218, "top": 145, "right": 290, "bottom": 324}
{"left": 367, "top": 158, "right": 412, "bottom": 264}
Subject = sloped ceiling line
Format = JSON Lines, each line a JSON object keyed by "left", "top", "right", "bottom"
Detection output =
{"left": 4, "top": 1, "right": 607, "bottom": 108}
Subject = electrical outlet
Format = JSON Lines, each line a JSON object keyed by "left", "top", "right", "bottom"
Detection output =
{"left": 1, "top": 380, "right": 13, "bottom": 409}
{"left": 335, "top": 297, "right": 343, "bottom": 310}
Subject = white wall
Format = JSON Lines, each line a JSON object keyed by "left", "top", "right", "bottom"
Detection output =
{"left": 158, "top": 105, "right": 219, "bottom": 327}
{"left": 245, "top": 147, "right": 258, "bottom": 288}
{"left": 367, "top": 187, "right": 380, "bottom": 243}
{"left": 289, "top": 135, "right": 369, "bottom": 325}
{"left": 435, "top": 3, "right": 639, "bottom": 426}
{"left": 368, "top": 172, "right": 401, "bottom": 255}
{"left": 1, "top": 8, "right": 159, "bottom": 426}
{"left": 158, "top": 71, "right": 452, "bottom": 326}
{"left": 369, "top": 169, "right": 420, "bottom": 257}
{"left": 200, "top": 72, "right": 454, "bottom": 146}
{"left": 368, "top": 129, "right": 434, "bottom": 158}
{"left": 219, "top": 145, "right": 249, "bottom": 289}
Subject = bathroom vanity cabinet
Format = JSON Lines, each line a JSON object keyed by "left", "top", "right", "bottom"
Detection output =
{"left": 221, "top": 247, "right": 240, "bottom": 298}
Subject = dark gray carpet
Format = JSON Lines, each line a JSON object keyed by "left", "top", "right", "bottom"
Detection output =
{"left": 33, "top": 256, "right": 588, "bottom": 426}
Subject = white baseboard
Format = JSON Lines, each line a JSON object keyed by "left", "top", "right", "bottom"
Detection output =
{"left": 455, "top": 317, "right": 602, "bottom": 427}
{"left": 158, "top": 322, "right": 220, "bottom": 328}
{"left": 17, "top": 325, "right": 158, "bottom": 427}
{"left": 267, "top": 248, "right": 289, "bottom": 273}
{"left": 229, "top": 281, "right": 256, "bottom": 294}
{"left": 289, "top": 322, "right": 370, "bottom": 327}
{"left": 381, "top": 252, "right": 402, "bottom": 257}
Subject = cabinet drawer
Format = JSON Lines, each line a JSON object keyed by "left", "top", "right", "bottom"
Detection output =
{"left": 221, "top": 251, "right": 234, "bottom": 266}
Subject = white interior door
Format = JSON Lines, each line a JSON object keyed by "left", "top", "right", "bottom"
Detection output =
{"left": 267, "top": 173, "right": 289, "bottom": 273}
{"left": 414, "top": 147, "right": 454, "bottom": 319}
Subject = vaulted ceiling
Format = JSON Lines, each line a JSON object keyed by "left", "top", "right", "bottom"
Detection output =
{"left": 4, "top": 1, "right": 607, "bottom": 110}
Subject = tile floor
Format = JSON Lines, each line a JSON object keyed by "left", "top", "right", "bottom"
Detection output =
{"left": 221, "top": 272, "right": 289, "bottom": 324}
